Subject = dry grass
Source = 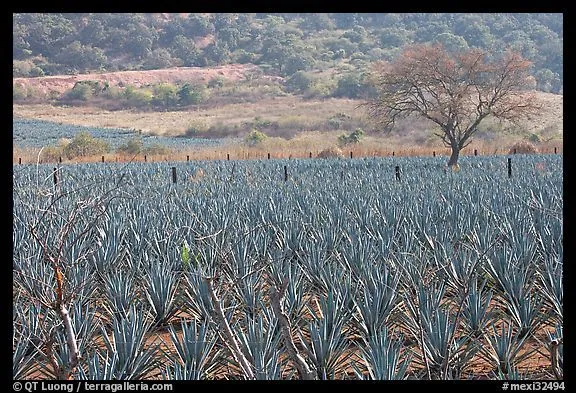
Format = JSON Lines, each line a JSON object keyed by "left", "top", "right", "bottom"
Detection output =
{"left": 13, "top": 97, "right": 364, "bottom": 137}
{"left": 13, "top": 73, "right": 562, "bottom": 164}
{"left": 13, "top": 64, "right": 260, "bottom": 96}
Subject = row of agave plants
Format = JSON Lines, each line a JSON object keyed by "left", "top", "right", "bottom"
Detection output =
{"left": 13, "top": 155, "right": 562, "bottom": 380}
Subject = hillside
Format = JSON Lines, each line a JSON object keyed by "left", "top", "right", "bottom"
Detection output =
{"left": 12, "top": 13, "right": 563, "bottom": 159}
{"left": 13, "top": 64, "right": 263, "bottom": 96}
{"left": 13, "top": 13, "right": 563, "bottom": 93}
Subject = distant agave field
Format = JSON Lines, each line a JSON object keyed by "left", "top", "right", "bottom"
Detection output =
{"left": 13, "top": 154, "right": 562, "bottom": 380}
{"left": 13, "top": 117, "right": 223, "bottom": 149}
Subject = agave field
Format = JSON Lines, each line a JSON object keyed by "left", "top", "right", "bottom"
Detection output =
{"left": 12, "top": 154, "right": 563, "bottom": 380}
{"left": 13, "top": 118, "right": 223, "bottom": 150}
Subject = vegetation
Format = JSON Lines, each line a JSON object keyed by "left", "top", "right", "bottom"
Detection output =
{"left": 12, "top": 13, "right": 563, "bottom": 383}
{"left": 244, "top": 129, "right": 267, "bottom": 146}
{"left": 508, "top": 140, "right": 539, "bottom": 154}
{"left": 338, "top": 128, "right": 364, "bottom": 146}
{"left": 317, "top": 146, "right": 344, "bottom": 158}
{"left": 366, "top": 44, "right": 541, "bottom": 166}
{"left": 13, "top": 13, "right": 562, "bottom": 92}
{"left": 13, "top": 155, "right": 563, "bottom": 380}
{"left": 61, "top": 131, "right": 110, "bottom": 159}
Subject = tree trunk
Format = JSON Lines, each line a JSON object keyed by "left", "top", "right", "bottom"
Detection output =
{"left": 447, "top": 145, "right": 460, "bottom": 167}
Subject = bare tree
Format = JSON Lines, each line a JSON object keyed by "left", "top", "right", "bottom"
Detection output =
{"left": 365, "top": 44, "right": 541, "bottom": 166}
{"left": 14, "top": 167, "right": 127, "bottom": 379}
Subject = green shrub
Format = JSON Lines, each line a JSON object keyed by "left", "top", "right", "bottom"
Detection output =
{"left": 253, "top": 116, "right": 278, "bottom": 131}
{"left": 41, "top": 145, "right": 65, "bottom": 161}
{"left": 285, "top": 71, "right": 313, "bottom": 94}
{"left": 317, "top": 146, "right": 344, "bottom": 158}
{"left": 13, "top": 84, "right": 27, "bottom": 100}
{"left": 245, "top": 129, "right": 267, "bottom": 146}
{"left": 117, "top": 137, "right": 144, "bottom": 155}
{"left": 304, "top": 79, "right": 337, "bottom": 98}
{"left": 153, "top": 83, "right": 179, "bottom": 108}
{"left": 124, "top": 85, "right": 153, "bottom": 108}
{"left": 63, "top": 132, "right": 110, "bottom": 159}
{"left": 65, "top": 83, "right": 93, "bottom": 101}
{"left": 333, "top": 73, "right": 364, "bottom": 98}
{"left": 207, "top": 77, "right": 225, "bottom": 89}
{"left": 184, "top": 120, "right": 209, "bottom": 137}
{"left": 338, "top": 128, "right": 365, "bottom": 146}
{"left": 179, "top": 83, "right": 207, "bottom": 106}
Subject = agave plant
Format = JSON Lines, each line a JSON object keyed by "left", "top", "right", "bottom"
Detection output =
{"left": 299, "top": 290, "right": 351, "bottom": 379}
{"left": 100, "top": 306, "right": 160, "bottom": 379}
{"left": 353, "top": 327, "right": 411, "bottom": 380}
{"left": 481, "top": 321, "right": 531, "bottom": 378}
{"left": 353, "top": 263, "right": 400, "bottom": 338}
{"left": 13, "top": 154, "right": 563, "bottom": 380}
{"left": 142, "top": 260, "right": 181, "bottom": 326}
{"left": 485, "top": 248, "right": 542, "bottom": 338}
{"left": 183, "top": 269, "right": 214, "bottom": 320}
{"left": 493, "top": 366, "right": 529, "bottom": 380}
{"left": 231, "top": 264, "right": 265, "bottom": 318}
{"left": 537, "top": 253, "right": 563, "bottom": 325}
{"left": 165, "top": 318, "right": 220, "bottom": 380}
{"left": 13, "top": 302, "right": 43, "bottom": 379}
{"left": 267, "top": 250, "right": 308, "bottom": 323}
{"left": 76, "top": 351, "right": 118, "bottom": 380}
{"left": 90, "top": 222, "right": 127, "bottom": 277}
{"left": 68, "top": 302, "right": 102, "bottom": 356}
{"left": 402, "top": 280, "right": 468, "bottom": 379}
{"left": 462, "top": 278, "right": 494, "bottom": 337}
{"left": 103, "top": 270, "right": 138, "bottom": 319}
{"left": 235, "top": 313, "right": 283, "bottom": 380}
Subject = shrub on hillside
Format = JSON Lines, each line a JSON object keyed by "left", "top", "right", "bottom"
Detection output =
{"left": 179, "top": 83, "right": 208, "bottom": 106}
{"left": 207, "top": 77, "right": 225, "bottom": 89}
{"left": 184, "top": 120, "right": 209, "bottom": 137}
{"left": 245, "top": 130, "right": 267, "bottom": 146}
{"left": 284, "top": 71, "right": 313, "bottom": 94}
{"left": 117, "top": 137, "right": 144, "bottom": 155}
{"left": 338, "top": 128, "right": 365, "bottom": 146}
{"left": 64, "top": 83, "right": 93, "bottom": 101}
{"left": 153, "top": 83, "right": 179, "bottom": 108}
{"left": 63, "top": 132, "right": 110, "bottom": 159}
{"left": 13, "top": 84, "right": 27, "bottom": 100}
{"left": 124, "top": 85, "right": 153, "bottom": 108}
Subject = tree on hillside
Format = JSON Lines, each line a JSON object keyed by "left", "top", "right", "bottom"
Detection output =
{"left": 365, "top": 44, "right": 541, "bottom": 166}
